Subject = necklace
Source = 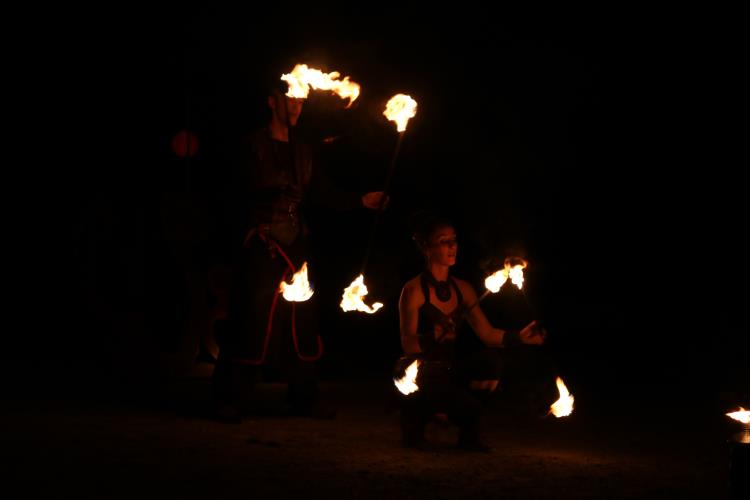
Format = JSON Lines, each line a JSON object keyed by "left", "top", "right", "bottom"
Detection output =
{"left": 424, "top": 271, "right": 452, "bottom": 302}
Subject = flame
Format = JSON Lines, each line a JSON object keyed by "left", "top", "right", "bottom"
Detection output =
{"left": 279, "top": 262, "right": 314, "bottom": 302}
{"left": 384, "top": 94, "right": 417, "bottom": 132}
{"left": 484, "top": 257, "right": 528, "bottom": 293}
{"left": 340, "top": 274, "right": 384, "bottom": 314}
{"left": 394, "top": 359, "right": 420, "bottom": 395}
{"left": 484, "top": 269, "right": 508, "bottom": 293}
{"left": 550, "top": 376, "right": 574, "bottom": 418}
{"left": 726, "top": 407, "right": 750, "bottom": 424}
{"left": 281, "top": 64, "right": 360, "bottom": 107}
{"left": 508, "top": 260, "right": 526, "bottom": 289}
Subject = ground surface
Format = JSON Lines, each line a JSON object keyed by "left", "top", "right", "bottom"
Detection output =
{"left": 3, "top": 375, "right": 736, "bottom": 499}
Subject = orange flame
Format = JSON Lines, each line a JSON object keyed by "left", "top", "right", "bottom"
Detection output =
{"left": 726, "top": 407, "right": 750, "bottom": 424}
{"left": 384, "top": 94, "right": 417, "bottom": 132}
{"left": 279, "top": 262, "right": 314, "bottom": 302}
{"left": 394, "top": 359, "right": 420, "bottom": 395}
{"left": 281, "top": 64, "right": 360, "bottom": 107}
{"left": 484, "top": 257, "right": 528, "bottom": 293}
{"left": 550, "top": 376, "right": 574, "bottom": 418}
{"left": 340, "top": 274, "right": 384, "bottom": 314}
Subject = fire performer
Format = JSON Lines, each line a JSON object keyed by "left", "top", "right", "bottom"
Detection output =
{"left": 396, "top": 214, "right": 545, "bottom": 450}
{"left": 212, "top": 78, "right": 386, "bottom": 422}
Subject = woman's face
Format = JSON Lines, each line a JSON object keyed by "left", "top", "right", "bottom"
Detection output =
{"left": 424, "top": 225, "right": 457, "bottom": 267}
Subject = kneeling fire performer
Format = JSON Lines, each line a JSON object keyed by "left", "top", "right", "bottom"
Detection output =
{"left": 395, "top": 213, "right": 545, "bottom": 450}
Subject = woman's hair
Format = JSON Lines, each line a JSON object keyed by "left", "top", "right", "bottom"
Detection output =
{"left": 409, "top": 211, "right": 454, "bottom": 251}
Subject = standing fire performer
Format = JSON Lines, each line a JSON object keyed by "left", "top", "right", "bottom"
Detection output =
{"left": 212, "top": 78, "right": 385, "bottom": 422}
{"left": 396, "top": 213, "right": 545, "bottom": 450}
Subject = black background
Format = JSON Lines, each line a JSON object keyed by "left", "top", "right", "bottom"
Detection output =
{"left": 9, "top": 7, "right": 747, "bottom": 408}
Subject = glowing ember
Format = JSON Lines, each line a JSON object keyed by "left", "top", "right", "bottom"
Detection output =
{"left": 484, "top": 257, "right": 528, "bottom": 293}
{"left": 281, "top": 64, "right": 360, "bottom": 106}
{"left": 394, "top": 359, "right": 420, "bottom": 395}
{"left": 550, "top": 376, "right": 574, "bottom": 418}
{"left": 726, "top": 407, "right": 750, "bottom": 424}
{"left": 340, "top": 274, "right": 384, "bottom": 314}
{"left": 279, "top": 262, "right": 314, "bottom": 302}
{"left": 383, "top": 94, "right": 417, "bottom": 132}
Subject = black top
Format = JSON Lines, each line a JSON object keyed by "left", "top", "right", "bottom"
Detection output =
{"left": 417, "top": 272, "right": 465, "bottom": 362}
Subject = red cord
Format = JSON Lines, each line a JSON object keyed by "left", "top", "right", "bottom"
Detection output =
{"left": 233, "top": 230, "right": 324, "bottom": 364}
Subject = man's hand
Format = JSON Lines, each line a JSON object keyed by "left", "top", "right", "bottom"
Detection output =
{"left": 519, "top": 320, "right": 546, "bottom": 345}
{"left": 361, "top": 191, "right": 389, "bottom": 210}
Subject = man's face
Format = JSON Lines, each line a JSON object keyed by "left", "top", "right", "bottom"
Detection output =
{"left": 269, "top": 92, "right": 304, "bottom": 126}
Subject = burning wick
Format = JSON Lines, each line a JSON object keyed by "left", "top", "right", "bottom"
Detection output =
{"left": 485, "top": 257, "right": 527, "bottom": 293}
{"left": 340, "top": 275, "right": 384, "bottom": 314}
{"left": 394, "top": 359, "right": 420, "bottom": 395}
{"left": 727, "top": 407, "right": 750, "bottom": 425}
{"left": 466, "top": 258, "right": 528, "bottom": 312}
{"left": 279, "top": 262, "right": 314, "bottom": 302}
{"left": 549, "top": 376, "right": 574, "bottom": 418}
{"left": 383, "top": 94, "right": 417, "bottom": 132}
{"left": 281, "top": 64, "right": 361, "bottom": 106}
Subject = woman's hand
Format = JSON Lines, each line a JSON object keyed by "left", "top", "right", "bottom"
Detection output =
{"left": 519, "top": 320, "right": 546, "bottom": 345}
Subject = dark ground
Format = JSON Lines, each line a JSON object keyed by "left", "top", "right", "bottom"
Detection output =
{"left": 3, "top": 372, "right": 739, "bottom": 499}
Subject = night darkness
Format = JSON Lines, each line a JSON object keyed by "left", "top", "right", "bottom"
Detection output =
{"left": 7, "top": 7, "right": 749, "bottom": 499}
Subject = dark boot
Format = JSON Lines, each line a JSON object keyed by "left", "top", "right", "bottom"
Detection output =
{"left": 211, "top": 356, "right": 239, "bottom": 423}
{"left": 400, "top": 409, "right": 427, "bottom": 449}
{"left": 211, "top": 355, "right": 255, "bottom": 423}
{"left": 287, "top": 359, "right": 336, "bottom": 419}
{"left": 287, "top": 379, "right": 337, "bottom": 420}
{"left": 458, "top": 417, "right": 492, "bottom": 452}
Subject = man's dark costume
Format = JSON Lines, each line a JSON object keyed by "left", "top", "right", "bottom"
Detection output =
{"left": 213, "top": 129, "right": 356, "bottom": 416}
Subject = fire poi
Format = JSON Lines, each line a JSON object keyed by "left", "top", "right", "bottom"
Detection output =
{"left": 394, "top": 359, "right": 420, "bottom": 396}
{"left": 549, "top": 376, "right": 575, "bottom": 418}
{"left": 340, "top": 274, "right": 383, "bottom": 314}
{"left": 279, "top": 262, "right": 314, "bottom": 302}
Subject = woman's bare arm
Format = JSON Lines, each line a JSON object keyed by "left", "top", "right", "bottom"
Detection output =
{"left": 458, "top": 280, "right": 505, "bottom": 347}
{"left": 399, "top": 280, "right": 424, "bottom": 354}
